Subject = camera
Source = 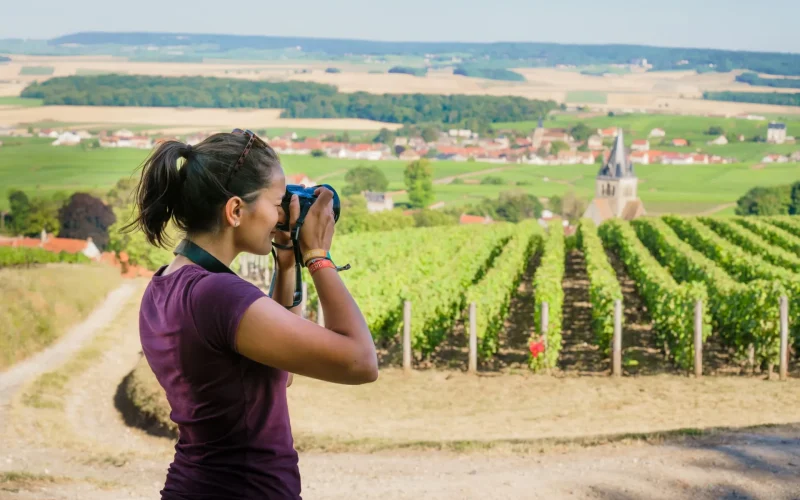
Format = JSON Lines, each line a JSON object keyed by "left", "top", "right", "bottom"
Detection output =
{"left": 276, "top": 184, "right": 340, "bottom": 232}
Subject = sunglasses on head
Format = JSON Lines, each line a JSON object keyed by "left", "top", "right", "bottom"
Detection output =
{"left": 226, "top": 128, "right": 266, "bottom": 189}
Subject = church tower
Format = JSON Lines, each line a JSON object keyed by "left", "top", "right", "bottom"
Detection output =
{"left": 583, "top": 129, "right": 645, "bottom": 224}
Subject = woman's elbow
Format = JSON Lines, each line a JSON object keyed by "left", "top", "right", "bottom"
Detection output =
{"left": 348, "top": 351, "right": 379, "bottom": 385}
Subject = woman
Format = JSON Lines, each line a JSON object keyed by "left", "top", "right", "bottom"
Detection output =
{"left": 128, "top": 129, "right": 378, "bottom": 499}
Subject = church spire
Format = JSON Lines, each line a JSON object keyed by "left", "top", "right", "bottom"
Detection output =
{"left": 598, "top": 128, "right": 635, "bottom": 179}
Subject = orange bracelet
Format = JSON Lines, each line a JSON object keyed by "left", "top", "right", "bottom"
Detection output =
{"left": 302, "top": 249, "right": 328, "bottom": 265}
{"left": 308, "top": 258, "right": 336, "bottom": 275}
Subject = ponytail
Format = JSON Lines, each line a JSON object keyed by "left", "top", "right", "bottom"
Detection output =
{"left": 126, "top": 140, "right": 191, "bottom": 248}
{"left": 124, "top": 132, "right": 280, "bottom": 250}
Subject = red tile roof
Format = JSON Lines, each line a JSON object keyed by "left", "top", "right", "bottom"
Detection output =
{"left": 0, "top": 236, "right": 88, "bottom": 254}
{"left": 459, "top": 214, "right": 492, "bottom": 225}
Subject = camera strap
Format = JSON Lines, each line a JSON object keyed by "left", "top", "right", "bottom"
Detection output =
{"left": 174, "top": 239, "right": 236, "bottom": 275}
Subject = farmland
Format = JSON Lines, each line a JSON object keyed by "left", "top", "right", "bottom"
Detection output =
{"left": 2, "top": 136, "right": 799, "bottom": 213}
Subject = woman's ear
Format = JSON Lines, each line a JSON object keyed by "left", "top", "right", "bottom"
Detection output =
{"left": 225, "top": 196, "right": 244, "bottom": 228}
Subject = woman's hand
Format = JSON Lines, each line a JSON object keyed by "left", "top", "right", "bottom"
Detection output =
{"left": 273, "top": 193, "right": 300, "bottom": 270}
{"left": 299, "top": 186, "right": 335, "bottom": 256}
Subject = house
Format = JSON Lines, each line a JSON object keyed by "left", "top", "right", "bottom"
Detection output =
{"left": 629, "top": 150, "right": 650, "bottom": 165}
{"left": 762, "top": 154, "right": 789, "bottom": 164}
{"left": 286, "top": 173, "right": 313, "bottom": 186}
{"left": 364, "top": 192, "right": 394, "bottom": 213}
{"left": 459, "top": 214, "right": 493, "bottom": 225}
{"left": 791, "top": 151, "right": 800, "bottom": 162}
{"left": 115, "top": 129, "right": 135, "bottom": 139}
{"left": 707, "top": 135, "right": 728, "bottom": 146}
{"left": 672, "top": 138, "right": 688, "bottom": 147}
{"left": 649, "top": 128, "right": 666, "bottom": 138}
{"left": 587, "top": 135, "right": 603, "bottom": 149}
{"left": 52, "top": 131, "right": 81, "bottom": 146}
{"left": 768, "top": 122, "right": 787, "bottom": 144}
{"left": 598, "top": 127, "right": 619, "bottom": 138}
{"left": 38, "top": 129, "right": 59, "bottom": 139}
{"left": 631, "top": 139, "right": 650, "bottom": 151}
{"left": 582, "top": 130, "right": 646, "bottom": 225}
{"left": 0, "top": 231, "right": 101, "bottom": 261}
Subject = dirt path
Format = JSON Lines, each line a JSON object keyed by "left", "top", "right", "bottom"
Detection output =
{"left": 699, "top": 202, "right": 737, "bottom": 216}
{"left": 5, "top": 276, "right": 800, "bottom": 499}
{"left": 605, "top": 250, "right": 675, "bottom": 375}
{"left": 0, "top": 283, "right": 137, "bottom": 412}
{"left": 487, "top": 250, "right": 539, "bottom": 371}
{"left": 558, "top": 249, "right": 608, "bottom": 374}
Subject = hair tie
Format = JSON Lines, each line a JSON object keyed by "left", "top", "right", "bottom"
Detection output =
{"left": 184, "top": 143, "right": 193, "bottom": 157}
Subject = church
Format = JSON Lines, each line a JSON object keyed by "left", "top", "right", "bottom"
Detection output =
{"left": 582, "top": 130, "right": 646, "bottom": 225}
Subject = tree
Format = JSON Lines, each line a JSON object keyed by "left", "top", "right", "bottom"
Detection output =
{"left": 569, "top": 123, "right": 593, "bottom": 142}
{"left": 790, "top": 182, "right": 800, "bottom": 215}
{"left": 558, "top": 191, "right": 588, "bottom": 222}
{"left": 26, "top": 197, "right": 62, "bottom": 236}
{"left": 343, "top": 165, "right": 389, "bottom": 196}
{"left": 413, "top": 209, "right": 458, "bottom": 228}
{"left": 374, "top": 128, "right": 395, "bottom": 144}
{"left": 421, "top": 126, "right": 439, "bottom": 143}
{"left": 550, "top": 141, "right": 569, "bottom": 155}
{"left": 58, "top": 193, "right": 116, "bottom": 249}
{"left": 706, "top": 125, "right": 724, "bottom": 136}
{"left": 106, "top": 177, "right": 139, "bottom": 209}
{"left": 470, "top": 191, "right": 543, "bottom": 222}
{"left": 404, "top": 159, "right": 434, "bottom": 208}
{"left": 8, "top": 190, "right": 32, "bottom": 235}
{"left": 310, "top": 149, "right": 326, "bottom": 158}
{"left": 735, "top": 185, "right": 792, "bottom": 215}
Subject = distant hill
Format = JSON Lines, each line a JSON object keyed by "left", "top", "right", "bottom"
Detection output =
{"left": 49, "top": 31, "right": 800, "bottom": 76}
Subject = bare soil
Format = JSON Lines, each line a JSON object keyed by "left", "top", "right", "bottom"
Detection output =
{"left": 5, "top": 275, "right": 800, "bottom": 499}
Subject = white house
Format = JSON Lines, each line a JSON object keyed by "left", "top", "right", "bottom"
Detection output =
{"left": 52, "top": 131, "right": 81, "bottom": 146}
{"left": 631, "top": 139, "right": 650, "bottom": 151}
{"left": 587, "top": 135, "right": 603, "bottom": 149}
{"left": 768, "top": 122, "right": 787, "bottom": 144}
{"left": 708, "top": 135, "right": 728, "bottom": 146}
{"left": 364, "top": 192, "right": 394, "bottom": 213}
{"left": 649, "top": 128, "right": 666, "bottom": 138}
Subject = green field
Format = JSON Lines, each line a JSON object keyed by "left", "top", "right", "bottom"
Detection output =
{"left": 565, "top": 91, "right": 608, "bottom": 104}
{"left": 497, "top": 113, "right": 800, "bottom": 145}
{"left": 1, "top": 138, "right": 798, "bottom": 214}
{"left": 0, "top": 97, "right": 44, "bottom": 107}
{"left": 19, "top": 66, "right": 54, "bottom": 76}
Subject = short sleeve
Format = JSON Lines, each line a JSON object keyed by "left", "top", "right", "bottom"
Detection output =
{"left": 190, "top": 272, "right": 266, "bottom": 353}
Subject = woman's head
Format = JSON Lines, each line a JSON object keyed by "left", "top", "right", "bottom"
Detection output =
{"left": 127, "top": 130, "right": 286, "bottom": 255}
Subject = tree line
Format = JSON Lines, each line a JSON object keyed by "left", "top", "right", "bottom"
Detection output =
{"left": 703, "top": 91, "right": 800, "bottom": 107}
{"left": 21, "top": 75, "right": 557, "bottom": 126}
{"left": 736, "top": 72, "right": 800, "bottom": 89}
{"left": 51, "top": 32, "right": 800, "bottom": 76}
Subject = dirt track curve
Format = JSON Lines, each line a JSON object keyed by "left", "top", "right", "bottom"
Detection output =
{"left": 2, "top": 283, "right": 800, "bottom": 499}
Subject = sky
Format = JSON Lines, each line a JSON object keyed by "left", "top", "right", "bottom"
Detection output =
{"left": 3, "top": 0, "right": 799, "bottom": 54}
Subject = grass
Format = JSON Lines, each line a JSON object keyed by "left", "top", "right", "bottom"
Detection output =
{"left": 0, "top": 264, "right": 122, "bottom": 370}
{"left": 0, "top": 96, "right": 44, "bottom": 107}
{"left": 123, "top": 366, "right": 800, "bottom": 452}
{"left": 0, "top": 136, "right": 798, "bottom": 214}
{"left": 19, "top": 66, "right": 54, "bottom": 76}
{"left": 566, "top": 91, "right": 608, "bottom": 104}
{"left": 496, "top": 112, "right": 800, "bottom": 145}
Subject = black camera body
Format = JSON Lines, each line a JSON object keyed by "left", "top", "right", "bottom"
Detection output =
{"left": 276, "top": 184, "right": 340, "bottom": 232}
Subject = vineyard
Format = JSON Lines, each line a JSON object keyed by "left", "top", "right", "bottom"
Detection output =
{"left": 293, "top": 215, "right": 800, "bottom": 375}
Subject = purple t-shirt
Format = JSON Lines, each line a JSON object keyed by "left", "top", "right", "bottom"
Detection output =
{"left": 139, "top": 264, "right": 301, "bottom": 499}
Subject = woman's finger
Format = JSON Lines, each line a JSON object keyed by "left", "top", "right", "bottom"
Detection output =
{"left": 289, "top": 194, "right": 300, "bottom": 225}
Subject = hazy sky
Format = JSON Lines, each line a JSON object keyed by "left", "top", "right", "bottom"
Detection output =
{"left": 3, "top": 0, "right": 799, "bottom": 53}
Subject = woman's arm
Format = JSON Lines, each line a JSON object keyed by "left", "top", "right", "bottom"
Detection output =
{"left": 235, "top": 187, "right": 377, "bottom": 385}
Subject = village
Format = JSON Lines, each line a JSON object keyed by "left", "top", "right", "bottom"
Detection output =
{"left": 2, "top": 117, "right": 797, "bottom": 165}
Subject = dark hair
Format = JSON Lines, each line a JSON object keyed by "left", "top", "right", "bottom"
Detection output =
{"left": 125, "top": 132, "right": 280, "bottom": 248}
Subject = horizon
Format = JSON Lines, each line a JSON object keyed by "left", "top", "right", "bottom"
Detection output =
{"left": 4, "top": 0, "right": 800, "bottom": 54}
